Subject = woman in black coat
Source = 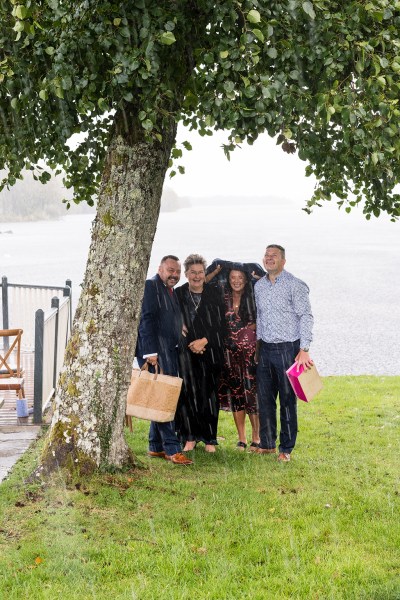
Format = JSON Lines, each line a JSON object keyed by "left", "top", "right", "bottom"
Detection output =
{"left": 175, "top": 254, "right": 226, "bottom": 452}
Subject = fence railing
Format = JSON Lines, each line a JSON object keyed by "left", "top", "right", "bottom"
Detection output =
{"left": 1, "top": 276, "right": 72, "bottom": 351}
{"left": 33, "top": 296, "right": 71, "bottom": 423}
{"left": 1, "top": 276, "right": 72, "bottom": 424}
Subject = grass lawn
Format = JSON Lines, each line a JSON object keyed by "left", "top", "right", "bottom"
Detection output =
{"left": 0, "top": 376, "right": 399, "bottom": 599}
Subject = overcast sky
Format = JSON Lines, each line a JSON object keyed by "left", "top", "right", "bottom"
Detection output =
{"left": 167, "top": 125, "right": 317, "bottom": 203}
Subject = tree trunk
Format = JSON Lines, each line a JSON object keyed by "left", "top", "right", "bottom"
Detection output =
{"left": 39, "top": 110, "right": 177, "bottom": 475}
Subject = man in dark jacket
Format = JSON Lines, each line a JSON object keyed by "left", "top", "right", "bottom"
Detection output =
{"left": 136, "top": 255, "right": 193, "bottom": 465}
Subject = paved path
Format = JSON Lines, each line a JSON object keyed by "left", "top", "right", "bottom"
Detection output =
{"left": 0, "top": 425, "right": 41, "bottom": 483}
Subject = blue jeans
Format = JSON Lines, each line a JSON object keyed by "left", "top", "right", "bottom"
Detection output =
{"left": 256, "top": 340, "right": 299, "bottom": 454}
{"left": 148, "top": 421, "right": 181, "bottom": 456}
{"left": 138, "top": 354, "right": 182, "bottom": 456}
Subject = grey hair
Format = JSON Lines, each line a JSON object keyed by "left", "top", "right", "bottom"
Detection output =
{"left": 183, "top": 253, "right": 207, "bottom": 272}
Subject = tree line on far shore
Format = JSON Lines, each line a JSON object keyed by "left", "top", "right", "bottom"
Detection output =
{"left": 0, "top": 170, "right": 188, "bottom": 221}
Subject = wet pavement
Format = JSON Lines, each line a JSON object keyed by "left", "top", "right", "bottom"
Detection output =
{"left": 0, "top": 425, "right": 41, "bottom": 483}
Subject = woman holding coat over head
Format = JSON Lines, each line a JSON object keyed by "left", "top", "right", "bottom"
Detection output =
{"left": 175, "top": 254, "right": 226, "bottom": 453}
{"left": 206, "top": 259, "right": 263, "bottom": 452}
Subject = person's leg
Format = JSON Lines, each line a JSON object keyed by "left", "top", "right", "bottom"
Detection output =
{"left": 148, "top": 421, "right": 164, "bottom": 453}
{"left": 178, "top": 403, "right": 196, "bottom": 450}
{"left": 257, "top": 342, "right": 278, "bottom": 450}
{"left": 243, "top": 361, "right": 259, "bottom": 446}
{"left": 273, "top": 341, "right": 299, "bottom": 454}
{"left": 232, "top": 409, "right": 247, "bottom": 447}
{"left": 157, "top": 421, "right": 182, "bottom": 456}
{"left": 248, "top": 412, "right": 260, "bottom": 445}
{"left": 204, "top": 387, "right": 220, "bottom": 452}
{"left": 195, "top": 364, "right": 220, "bottom": 448}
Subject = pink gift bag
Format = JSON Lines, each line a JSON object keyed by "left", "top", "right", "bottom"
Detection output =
{"left": 286, "top": 361, "right": 323, "bottom": 402}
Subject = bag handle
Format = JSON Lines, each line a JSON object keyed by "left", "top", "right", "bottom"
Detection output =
{"left": 140, "top": 361, "right": 164, "bottom": 378}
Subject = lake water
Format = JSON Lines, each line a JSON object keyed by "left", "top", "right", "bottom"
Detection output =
{"left": 1, "top": 197, "right": 399, "bottom": 376}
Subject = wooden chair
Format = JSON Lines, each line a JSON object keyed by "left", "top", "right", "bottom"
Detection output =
{"left": 0, "top": 329, "right": 25, "bottom": 399}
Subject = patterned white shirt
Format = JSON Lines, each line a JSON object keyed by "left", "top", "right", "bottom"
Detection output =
{"left": 254, "top": 269, "right": 313, "bottom": 349}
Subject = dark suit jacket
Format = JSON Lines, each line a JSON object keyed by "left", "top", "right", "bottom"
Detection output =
{"left": 136, "top": 274, "right": 183, "bottom": 376}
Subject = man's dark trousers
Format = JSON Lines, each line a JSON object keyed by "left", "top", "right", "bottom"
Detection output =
{"left": 257, "top": 340, "right": 300, "bottom": 454}
{"left": 138, "top": 354, "right": 181, "bottom": 456}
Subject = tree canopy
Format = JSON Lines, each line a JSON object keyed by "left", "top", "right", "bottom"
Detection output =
{"left": 1, "top": 1, "right": 400, "bottom": 473}
{"left": 1, "top": 0, "right": 400, "bottom": 219}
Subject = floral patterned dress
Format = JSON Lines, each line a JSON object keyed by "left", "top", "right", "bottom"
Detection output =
{"left": 218, "top": 291, "right": 258, "bottom": 414}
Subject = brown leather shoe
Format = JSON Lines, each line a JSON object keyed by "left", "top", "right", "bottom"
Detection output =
{"left": 256, "top": 447, "right": 276, "bottom": 454}
{"left": 147, "top": 450, "right": 166, "bottom": 459}
{"left": 278, "top": 452, "right": 291, "bottom": 462}
{"left": 165, "top": 452, "right": 193, "bottom": 465}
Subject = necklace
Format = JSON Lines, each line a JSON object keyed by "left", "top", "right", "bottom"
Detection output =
{"left": 232, "top": 294, "right": 241, "bottom": 310}
{"left": 189, "top": 290, "right": 202, "bottom": 311}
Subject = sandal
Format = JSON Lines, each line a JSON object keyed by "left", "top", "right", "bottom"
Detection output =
{"left": 236, "top": 441, "right": 247, "bottom": 450}
{"left": 249, "top": 442, "right": 260, "bottom": 452}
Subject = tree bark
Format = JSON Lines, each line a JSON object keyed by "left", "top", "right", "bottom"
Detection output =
{"left": 39, "top": 110, "right": 177, "bottom": 474}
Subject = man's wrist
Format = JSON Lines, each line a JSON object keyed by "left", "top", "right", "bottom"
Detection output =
{"left": 301, "top": 347, "right": 309, "bottom": 353}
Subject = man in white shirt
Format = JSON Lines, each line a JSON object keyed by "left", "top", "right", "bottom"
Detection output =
{"left": 254, "top": 244, "right": 313, "bottom": 462}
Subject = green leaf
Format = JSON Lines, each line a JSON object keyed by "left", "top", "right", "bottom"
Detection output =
{"left": 142, "top": 119, "right": 153, "bottom": 130}
{"left": 252, "top": 29, "right": 265, "bottom": 43}
{"left": 113, "top": 18, "right": 121, "bottom": 26}
{"left": 220, "top": 50, "right": 229, "bottom": 59}
{"left": 45, "top": 47, "right": 55, "bottom": 55}
{"left": 11, "top": 98, "right": 18, "bottom": 109}
{"left": 247, "top": 10, "right": 261, "bottom": 24}
{"left": 177, "top": 165, "right": 185, "bottom": 174}
{"left": 182, "top": 141, "right": 192, "bottom": 151}
{"left": 39, "top": 89, "right": 48, "bottom": 101}
{"left": 327, "top": 105, "right": 336, "bottom": 119}
{"left": 392, "top": 59, "right": 400, "bottom": 72}
{"left": 223, "top": 80, "right": 235, "bottom": 93}
{"left": 159, "top": 31, "right": 176, "bottom": 45}
{"left": 15, "top": 5, "right": 28, "bottom": 20}
{"left": 13, "top": 20, "right": 25, "bottom": 32}
{"left": 205, "top": 114, "right": 215, "bottom": 127}
{"left": 61, "top": 76, "right": 72, "bottom": 90}
{"left": 171, "top": 148, "right": 183, "bottom": 159}
{"left": 261, "top": 86, "right": 272, "bottom": 99}
{"left": 97, "top": 97, "right": 108, "bottom": 111}
{"left": 302, "top": 1, "right": 316, "bottom": 19}
{"left": 267, "top": 47, "right": 278, "bottom": 59}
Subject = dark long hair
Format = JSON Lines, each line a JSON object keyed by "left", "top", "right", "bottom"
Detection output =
{"left": 227, "top": 269, "right": 256, "bottom": 324}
